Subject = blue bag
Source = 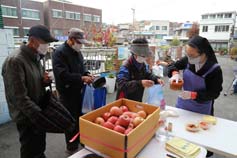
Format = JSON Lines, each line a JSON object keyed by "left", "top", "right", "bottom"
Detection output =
{"left": 82, "top": 84, "right": 95, "bottom": 114}
{"left": 147, "top": 84, "right": 166, "bottom": 110}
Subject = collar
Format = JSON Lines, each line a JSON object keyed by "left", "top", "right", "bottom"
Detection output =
{"left": 131, "top": 55, "right": 144, "bottom": 70}
{"left": 20, "top": 45, "right": 39, "bottom": 62}
{"left": 65, "top": 41, "right": 80, "bottom": 54}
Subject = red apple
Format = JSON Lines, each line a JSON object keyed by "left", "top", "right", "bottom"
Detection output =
{"left": 113, "top": 125, "right": 125, "bottom": 134}
{"left": 125, "top": 128, "right": 133, "bottom": 135}
{"left": 117, "top": 114, "right": 130, "bottom": 127}
{"left": 128, "top": 122, "right": 134, "bottom": 129}
{"left": 132, "top": 116, "right": 144, "bottom": 127}
{"left": 123, "top": 111, "right": 138, "bottom": 118}
{"left": 94, "top": 117, "right": 105, "bottom": 125}
{"left": 110, "top": 106, "right": 123, "bottom": 116}
{"left": 120, "top": 105, "right": 129, "bottom": 112}
{"left": 102, "top": 112, "right": 111, "bottom": 121}
{"left": 107, "top": 116, "right": 118, "bottom": 124}
{"left": 137, "top": 110, "right": 147, "bottom": 119}
{"left": 103, "top": 121, "right": 115, "bottom": 130}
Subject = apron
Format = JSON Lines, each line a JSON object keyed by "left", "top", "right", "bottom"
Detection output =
{"left": 176, "top": 63, "right": 219, "bottom": 114}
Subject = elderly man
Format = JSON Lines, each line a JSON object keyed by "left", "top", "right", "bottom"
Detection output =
{"left": 2, "top": 25, "right": 58, "bottom": 158}
{"left": 116, "top": 38, "right": 163, "bottom": 102}
{"left": 52, "top": 28, "right": 94, "bottom": 154}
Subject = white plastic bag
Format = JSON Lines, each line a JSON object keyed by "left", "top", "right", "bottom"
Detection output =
{"left": 152, "top": 65, "right": 164, "bottom": 77}
{"left": 82, "top": 84, "right": 95, "bottom": 114}
{"left": 147, "top": 84, "right": 166, "bottom": 110}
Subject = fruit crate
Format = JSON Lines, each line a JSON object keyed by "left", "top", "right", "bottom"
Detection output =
{"left": 79, "top": 98, "right": 160, "bottom": 158}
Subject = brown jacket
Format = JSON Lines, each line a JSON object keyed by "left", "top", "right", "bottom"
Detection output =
{"left": 2, "top": 45, "right": 45, "bottom": 123}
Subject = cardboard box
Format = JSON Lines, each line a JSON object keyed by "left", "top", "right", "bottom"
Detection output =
{"left": 80, "top": 98, "right": 160, "bottom": 158}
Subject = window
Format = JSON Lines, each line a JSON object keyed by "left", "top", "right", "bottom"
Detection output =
{"left": 202, "top": 15, "right": 208, "bottom": 19}
{"left": 53, "top": 29, "right": 63, "bottom": 36}
{"left": 75, "top": 12, "right": 80, "bottom": 20}
{"left": 215, "top": 25, "right": 229, "bottom": 32}
{"left": 162, "top": 26, "right": 167, "bottom": 30}
{"left": 93, "top": 15, "right": 100, "bottom": 22}
{"left": 22, "top": 8, "right": 40, "bottom": 20}
{"left": 156, "top": 26, "right": 160, "bottom": 30}
{"left": 83, "top": 14, "right": 92, "bottom": 21}
{"left": 224, "top": 13, "right": 232, "bottom": 18}
{"left": 65, "top": 11, "right": 74, "bottom": 19}
{"left": 202, "top": 26, "right": 208, "bottom": 32}
{"left": 4, "top": 26, "right": 19, "bottom": 36}
{"left": 1, "top": 5, "right": 17, "bottom": 18}
{"left": 23, "top": 27, "right": 30, "bottom": 37}
{"left": 209, "top": 14, "right": 216, "bottom": 19}
{"left": 217, "top": 14, "right": 223, "bottom": 18}
{"left": 52, "top": 9, "right": 63, "bottom": 18}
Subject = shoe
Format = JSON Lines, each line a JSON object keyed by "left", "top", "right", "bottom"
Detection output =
{"left": 206, "top": 151, "right": 214, "bottom": 157}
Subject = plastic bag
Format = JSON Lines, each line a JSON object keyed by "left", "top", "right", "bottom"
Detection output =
{"left": 152, "top": 65, "right": 164, "bottom": 77}
{"left": 147, "top": 84, "right": 166, "bottom": 110}
{"left": 82, "top": 84, "right": 95, "bottom": 114}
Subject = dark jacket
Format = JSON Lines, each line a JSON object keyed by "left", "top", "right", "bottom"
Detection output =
{"left": 2, "top": 45, "right": 46, "bottom": 123}
{"left": 116, "top": 55, "right": 160, "bottom": 102}
{"left": 167, "top": 56, "right": 223, "bottom": 102}
{"left": 52, "top": 42, "right": 87, "bottom": 96}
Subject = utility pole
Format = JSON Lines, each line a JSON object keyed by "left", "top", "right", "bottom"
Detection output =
{"left": 131, "top": 8, "right": 135, "bottom": 40}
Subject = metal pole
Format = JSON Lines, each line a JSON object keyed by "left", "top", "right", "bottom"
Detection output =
{"left": 131, "top": 8, "right": 135, "bottom": 39}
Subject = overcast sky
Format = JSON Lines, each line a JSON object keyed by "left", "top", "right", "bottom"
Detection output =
{"left": 40, "top": 0, "right": 237, "bottom": 24}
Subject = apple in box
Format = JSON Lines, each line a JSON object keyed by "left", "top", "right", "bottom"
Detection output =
{"left": 107, "top": 116, "right": 118, "bottom": 124}
{"left": 102, "top": 112, "right": 111, "bottom": 121}
{"left": 94, "top": 117, "right": 105, "bottom": 125}
{"left": 120, "top": 105, "right": 129, "bottom": 112}
{"left": 116, "top": 114, "right": 130, "bottom": 127}
{"left": 110, "top": 106, "right": 123, "bottom": 116}
{"left": 103, "top": 121, "right": 115, "bottom": 130}
{"left": 113, "top": 125, "right": 126, "bottom": 134}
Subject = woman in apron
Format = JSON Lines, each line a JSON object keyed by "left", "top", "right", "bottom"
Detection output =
{"left": 168, "top": 36, "right": 223, "bottom": 157}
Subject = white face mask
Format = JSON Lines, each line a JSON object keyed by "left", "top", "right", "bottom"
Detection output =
{"left": 37, "top": 44, "right": 48, "bottom": 55}
{"left": 187, "top": 56, "right": 201, "bottom": 64}
{"left": 136, "top": 56, "right": 146, "bottom": 63}
{"left": 72, "top": 43, "right": 82, "bottom": 52}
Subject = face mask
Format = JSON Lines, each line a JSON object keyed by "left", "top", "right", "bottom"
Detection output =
{"left": 72, "top": 43, "right": 82, "bottom": 52}
{"left": 187, "top": 56, "right": 201, "bottom": 64}
{"left": 37, "top": 44, "right": 48, "bottom": 55}
{"left": 136, "top": 56, "right": 146, "bottom": 63}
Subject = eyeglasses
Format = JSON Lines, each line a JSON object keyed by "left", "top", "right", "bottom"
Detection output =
{"left": 74, "top": 38, "right": 82, "bottom": 44}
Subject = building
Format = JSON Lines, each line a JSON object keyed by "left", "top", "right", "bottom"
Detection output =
{"left": 1, "top": 0, "right": 44, "bottom": 44}
{"left": 199, "top": 11, "right": 237, "bottom": 51}
{"left": 163, "top": 21, "right": 193, "bottom": 44}
{"left": 44, "top": 0, "right": 102, "bottom": 41}
{"left": 0, "top": 0, "right": 102, "bottom": 44}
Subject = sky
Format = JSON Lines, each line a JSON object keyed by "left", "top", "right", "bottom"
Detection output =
{"left": 39, "top": 0, "right": 237, "bottom": 24}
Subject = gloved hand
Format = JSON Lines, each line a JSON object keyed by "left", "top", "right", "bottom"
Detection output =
{"left": 179, "top": 91, "right": 197, "bottom": 100}
{"left": 169, "top": 72, "right": 181, "bottom": 83}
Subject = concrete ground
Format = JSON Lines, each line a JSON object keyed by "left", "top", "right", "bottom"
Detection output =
{"left": 0, "top": 55, "right": 236, "bottom": 158}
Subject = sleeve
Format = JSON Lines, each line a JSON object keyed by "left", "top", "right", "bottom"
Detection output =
{"left": 167, "top": 56, "right": 188, "bottom": 77}
{"left": 52, "top": 49, "right": 83, "bottom": 86}
{"left": 116, "top": 66, "right": 143, "bottom": 95}
{"left": 195, "top": 67, "right": 223, "bottom": 102}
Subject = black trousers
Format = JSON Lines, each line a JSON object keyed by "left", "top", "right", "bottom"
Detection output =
{"left": 60, "top": 93, "right": 82, "bottom": 151}
{"left": 16, "top": 121, "right": 46, "bottom": 158}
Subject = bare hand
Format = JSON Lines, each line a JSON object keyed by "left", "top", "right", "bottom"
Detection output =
{"left": 157, "top": 79, "right": 165, "bottom": 86}
{"left": 82, "top": 76, "right": 94, "bottom": 84}
{"left": 141, "top": 80, "right": 154, "bottom": 88}
{"left": 43, "top": 71, "right": 52, "bottom": 84}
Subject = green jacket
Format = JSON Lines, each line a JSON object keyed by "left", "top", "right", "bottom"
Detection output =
{"left": 2, "top": 45, "right": 46, "bottom": 123}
